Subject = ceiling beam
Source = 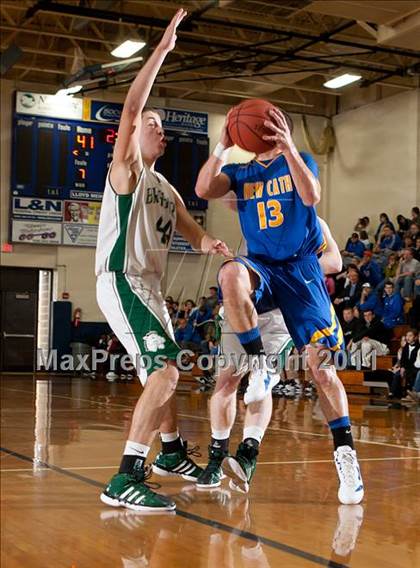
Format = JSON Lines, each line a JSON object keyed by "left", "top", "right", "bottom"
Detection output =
{"left": 25, "top": 2, "right": 420, "bottom": 59}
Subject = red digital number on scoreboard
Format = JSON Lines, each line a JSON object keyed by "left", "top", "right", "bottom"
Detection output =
{"left": 105, "top": 128, "right": 118, "bottom": 145}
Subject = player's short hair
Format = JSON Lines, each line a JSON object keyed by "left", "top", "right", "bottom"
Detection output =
{"left": 142, "top": 106, "right": 159, "bottom": 116}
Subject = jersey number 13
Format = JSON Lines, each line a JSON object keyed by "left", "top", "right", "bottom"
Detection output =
{"left": 257, "top": 200, "right": 284, "bottom": 230}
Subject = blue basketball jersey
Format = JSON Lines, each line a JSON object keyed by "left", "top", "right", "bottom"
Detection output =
{"left": 222, "top": 152, "right": 324, "bottom": 262}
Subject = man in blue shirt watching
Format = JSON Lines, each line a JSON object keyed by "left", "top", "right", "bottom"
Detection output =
{"left": 382, "top": 281, "right": 404, "bottom": 329}
{"left": 358, "top": 251, "right": 383, "bottom": 287}
{"left": 357, "top": 283, "right": 383, "bottom": 317}
{"left": 342, "top": 232, "right": 365, "bottom": 266}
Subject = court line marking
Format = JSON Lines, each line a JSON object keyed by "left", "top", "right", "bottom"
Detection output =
{"left": 3, "top": 386, "right": 419, "bottom": 452}
{"left": 178, "top": 413, "right": 420, "bottom": 452}
{"left": 2, "top": 455, "right": 420, "bottom": 473}
{"left": 0, "top": 445, "right": 347, "bottom": 568}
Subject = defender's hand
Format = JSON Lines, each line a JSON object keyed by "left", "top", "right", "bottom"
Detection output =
{"left": 159, "top": 8, "right": 187, "bottom": 53}
{"left": 201, "top": 235, "right": 231, "bottom": 257}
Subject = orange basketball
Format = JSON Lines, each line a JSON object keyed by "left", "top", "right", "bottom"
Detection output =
{"left": 227, "top": 98, "right": 277, "bottom": 155}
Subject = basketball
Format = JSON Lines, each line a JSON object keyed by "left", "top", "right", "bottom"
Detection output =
{"left": 227, "top": 98, "right": 277, "bottom": 154}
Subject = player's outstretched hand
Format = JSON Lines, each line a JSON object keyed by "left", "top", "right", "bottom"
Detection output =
{"left": 201, "top": 235, "right": 232, "bottom": 257}
{"left": 262, "top": 108, "right": 295, "bottom": 153}
{"left": 159, "top": 8, "right": 187, "bottom": 53}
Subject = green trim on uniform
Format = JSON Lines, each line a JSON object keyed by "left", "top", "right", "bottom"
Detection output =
{"left": 278, "top": 338, "right": 295, "bottom": 370}
{"left": 109, "top": 194, "right": 133, "bottom": 272}
{"left": 114, "top": 272, "right": 180, "bottom": 375}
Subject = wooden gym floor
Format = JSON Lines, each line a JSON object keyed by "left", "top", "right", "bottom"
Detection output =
{"left": 1, "top": 375, "right": 419, "bottom": 568}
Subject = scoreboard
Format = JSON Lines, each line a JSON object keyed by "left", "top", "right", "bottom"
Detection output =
{"left": 10, "top": 92, "right": 209, "bottom": 247}
{"left": 12, "top": 116, "right": 117, "bottom": 201}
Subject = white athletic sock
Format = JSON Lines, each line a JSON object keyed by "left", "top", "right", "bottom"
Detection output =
{"left": 123, "top": 440, "right": 150, "bottom": 458}
{"left": 243, "top": 426, "right": 265, "bottom": 444}
{"left": 160, "top": 430, "right": 179, "bottom": 443}
{"left": 211, "top": 428, "right": 231, "bottom": 440}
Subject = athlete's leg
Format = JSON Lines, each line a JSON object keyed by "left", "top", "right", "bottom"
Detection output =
{"left": 244, "top": 395, "right": 272, "bottom": 440}
{"left": 306, "top": 344, "right": 349, "bottom": 422}
{"left": 197, "top": 366, "right": 241, "bottom": 489}
{"left": 218, "top": 260, "right": 278, "bottom": 405}
{"left": 218, "top": 261, "right": 258, "bottom": 334}
{"left": 152, "top": 391, "right": 203, "bottom": 481}
{"left": 306, "top": 344, "right": 363, "bottom": 505}
{"left": 159, "top": 393, "right": 178, "bottom": 435}
{"left": 211, "top": 366, "right": 241, "bottom": 435}
{"left": 128, "top": 362, "right": 179, "bottom": 444}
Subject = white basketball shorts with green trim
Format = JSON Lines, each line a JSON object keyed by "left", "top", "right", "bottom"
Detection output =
{"left": 219, "top": 308, "right": 294, "bottom": 376}
{"left": 97, "top": 271, "right": 180, "bottom": 385}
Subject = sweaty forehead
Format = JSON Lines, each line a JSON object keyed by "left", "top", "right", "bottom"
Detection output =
{"left": 143, "top": 111, "right": 162, "bottom": 127}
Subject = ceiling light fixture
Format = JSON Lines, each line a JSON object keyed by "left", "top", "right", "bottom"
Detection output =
{"left": 323, "top": 73, "right": 362, "bottom": 89}
{"left": 55, "top": 84, "right": 83, "bottom": 96}
{"left": 111, "top": 40, "right": 146, "bottom": 59}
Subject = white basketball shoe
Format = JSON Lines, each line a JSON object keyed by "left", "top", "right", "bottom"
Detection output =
{"left": 334, "top": 445, "right": 364, "bottom": 505}
{"left": 243, "top": 359, "right": 279, "bottom": 405}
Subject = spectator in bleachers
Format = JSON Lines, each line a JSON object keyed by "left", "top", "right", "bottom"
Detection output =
{"left": 188, "top": 301, "right": 213, "bottom": 342}
{"left": 174, "top": 317, "right": 189, "bottom": 344}
{"left": 334, "top": 268, "right": 362, "bottom": 315}
{"left": 395, "top": 248, "right": 420, "bottom": 300}
{"left": 408, "top": 222, "right": 419, "bottom": 241}
{"left": 412, "top": 206, "right": 420, "bottom": 224}
{"left": 388, "top": 330, "right": 419, "bottom": 399}
{"left": 403, "top": 348, "right": 420, "bottom": 403}
{"left": 396, "top": 214, "right": 410, "bottom": 238}
{"left": 341, "top": 306, "right": 363, "bottom": 346}
{"left": 359, "top": 230, "right": 372, "bottom": 250}
{"left": 382, "top": 281, "right": 404, "bottom": 329}
{"left": 354, "top": 217, "right": 368, "bottom": 233}
{"left": 342, "top": 232, "right": 365, "bottom": 266}
{"left": 180, "top": 299, "right": 196, "bottom": 320}
{"left": 354, "top": 216, "right": 375, "bottom": 241}
{"left": 205, "top": 286, "right": 219, "bottom": 311}
{"left": 357, "top": 282, "right": 383, "bottom": 316}
{"left": 374, "top": 225, "right": 402, "bottom": 255}
{"left": 374, "top": 213, "right": 395, "bottom": 242}
{"left": 349, "top": 309, "right": 390, "bottom": 368}
{"left": 402, "top": 235, "right": 415, "bottom": 250}
{"left": 358, "top": 251, "right": 383, "bottom": 287}
{"left": 376, "top": 252, "right": 399, "bottom": 296}
{"left": 414, "top": 236, "right": 420, "bottom": 261}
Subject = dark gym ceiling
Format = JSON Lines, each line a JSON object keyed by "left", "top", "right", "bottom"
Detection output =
{"left": 1, "top": 1, "right": 420, "bottom": 116}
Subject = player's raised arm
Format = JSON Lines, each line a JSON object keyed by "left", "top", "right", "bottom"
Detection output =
{"left": 263, "top": 108, "right": 321, "bottom": 206}
{"left": 195, "top": 113, "right": 233, "bottom": 199}
{"left": 173, "top": 194, "right": 230, "bottom": 256}
{"left": 318, "top": 217, "right": 343, "bottom": 274}
{"left": 111, "top": 8, "right": 187, "bottom": 193}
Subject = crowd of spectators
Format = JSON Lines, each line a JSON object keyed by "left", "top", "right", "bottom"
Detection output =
{"left": 170, "top": 287, "right": 221, "bottom": 356}
{"left": 333, "top": 206, "right": 420, "bottom": 400}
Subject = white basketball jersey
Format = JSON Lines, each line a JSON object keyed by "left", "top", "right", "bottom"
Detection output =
{"left": 95, "top": 164, "right": 178, "bottom": 280}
